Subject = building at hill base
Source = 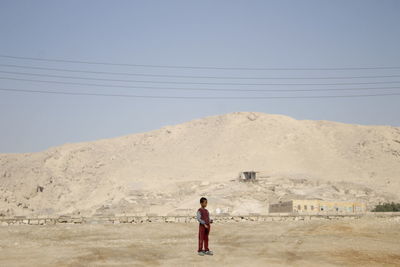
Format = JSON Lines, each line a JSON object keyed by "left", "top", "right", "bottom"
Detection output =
{"left": 269, "top": 199, "right": 366, "bottom": 214}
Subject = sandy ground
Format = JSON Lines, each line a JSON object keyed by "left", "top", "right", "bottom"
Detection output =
{"left": 0, "top": 218, "right": 399, "bottom": 267}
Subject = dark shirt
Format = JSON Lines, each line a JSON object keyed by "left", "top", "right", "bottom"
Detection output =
{"left": 197, "top": 207, "right": 210, "bottom": 225}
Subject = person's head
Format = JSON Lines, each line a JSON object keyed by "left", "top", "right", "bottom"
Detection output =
{"left": 200, "top": 197, "right": 208, "bottom": 208}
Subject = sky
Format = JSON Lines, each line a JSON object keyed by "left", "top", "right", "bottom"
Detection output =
{"left": 0, "top": 0, "right": 399, "bottom": 153}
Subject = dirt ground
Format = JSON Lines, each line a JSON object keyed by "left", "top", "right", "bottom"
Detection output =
{"left": 0, "top": 217, "right": 399, "bottom": 267}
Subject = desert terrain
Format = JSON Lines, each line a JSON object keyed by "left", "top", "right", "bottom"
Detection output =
{"left": 0, "top": 217, "right": 399, "bottom": 266}
{"left": 1, "top": 112, "right": 400, "bottom": 266}
{"left": 1, "top": 112, "right": 400, "bottom": 217}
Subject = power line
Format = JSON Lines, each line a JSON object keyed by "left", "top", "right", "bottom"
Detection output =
{"left": 1, "top": 54, "right": 400, "bottom": 71}
{"left": 1, "top": 87, "right": 400, "bottom": 99}
{"left": 1, "top": 76, "right": 400, "bottom": 92}
{"left": 1, "top": 63, "right": 400, "bottom": 80}
{"left": 1, "top": 70, "right": 400, "bottom": 86}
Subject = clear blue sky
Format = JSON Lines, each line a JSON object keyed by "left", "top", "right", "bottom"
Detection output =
{"left": 0, "top": 0, "right": 399, "bottom": 153}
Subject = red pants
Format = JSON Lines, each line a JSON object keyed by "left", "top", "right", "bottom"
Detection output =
{"left": 198, "top": 224, "right": 210, "bottom": 252}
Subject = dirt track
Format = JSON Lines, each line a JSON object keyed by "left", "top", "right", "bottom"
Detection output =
{"left": 0, "top": 217, "right": 399, "bottom": 266}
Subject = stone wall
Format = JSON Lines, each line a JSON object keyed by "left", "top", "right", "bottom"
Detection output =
{"left": 0, "top": 212, "right": 399, "bottom": 226}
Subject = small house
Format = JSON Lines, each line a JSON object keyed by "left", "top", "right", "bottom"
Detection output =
{"left": 238, "top": 171, "right": 258, "bottom": 182}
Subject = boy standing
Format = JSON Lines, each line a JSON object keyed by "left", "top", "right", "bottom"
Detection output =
{"left": 197, "top": 197, "right": 213, "bottom": 256}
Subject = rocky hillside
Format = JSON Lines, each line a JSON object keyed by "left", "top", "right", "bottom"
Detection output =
{"left": 1, "top": 112, "right": 399, "bottom": 216}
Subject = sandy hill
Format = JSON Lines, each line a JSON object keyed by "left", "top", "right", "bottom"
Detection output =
{"left": 1, "top": 112, "right": 399, "bottom": 217}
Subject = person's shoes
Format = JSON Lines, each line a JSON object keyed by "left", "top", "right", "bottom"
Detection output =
{"left": 204, "top": 250, "right": 213, "bottom": 256}
{"left": 198, "top": 251, "right": 205, "bottom": 256}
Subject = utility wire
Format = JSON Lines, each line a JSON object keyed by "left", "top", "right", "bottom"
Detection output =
{"left": 1, "top": 63, "right": 400, "bottom": 80}
{"left": 1, "top": 76, "right": 400, "bottom": 92}
{"left": 1, "top": 70, "right": 400, "bottom": 86}
{"left": 1, "top": 87, "right": 400, "bottom": 99}
{"left": 1, "top": 54, "right": 400, "bottom": 71}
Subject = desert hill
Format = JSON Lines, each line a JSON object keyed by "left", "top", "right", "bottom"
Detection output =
{"left": 1, "top": 112, "right": 399, "bottom": 217}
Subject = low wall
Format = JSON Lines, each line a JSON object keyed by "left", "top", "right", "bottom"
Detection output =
{"left": 0, "top": 212, "right": 399, "bottom": 226}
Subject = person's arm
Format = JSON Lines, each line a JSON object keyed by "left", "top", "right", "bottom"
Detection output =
{"left": 196, "top": 211, "right": 206, "bottom": 224}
